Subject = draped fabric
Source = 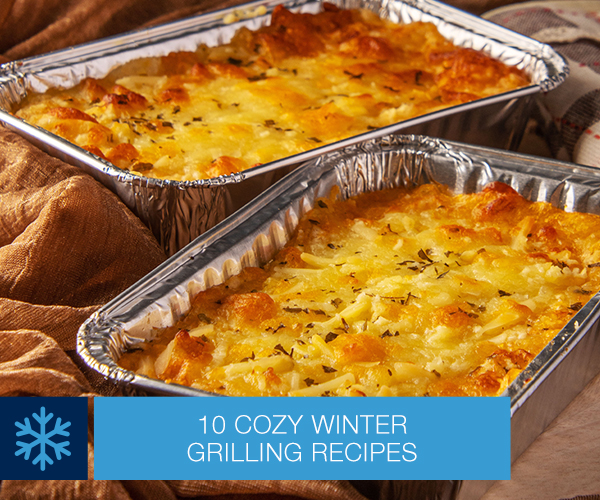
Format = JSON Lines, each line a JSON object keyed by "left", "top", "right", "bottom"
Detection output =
{"left": 485, "top": 0, "right": 600, "bottom": 168}
{"left": 1, "top": 0, "right": 599, "bottom": 499}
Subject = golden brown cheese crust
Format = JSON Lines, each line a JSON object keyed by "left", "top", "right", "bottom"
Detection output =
{"left": 14, "top": 4, "right": 529, "bottom": 181}
{"left": 118, "top": 182, "right": 600, "bottom": 396}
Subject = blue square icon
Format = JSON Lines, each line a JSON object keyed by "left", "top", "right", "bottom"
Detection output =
{"left": 0, "top": 397, "right": 88, "bottom": 480}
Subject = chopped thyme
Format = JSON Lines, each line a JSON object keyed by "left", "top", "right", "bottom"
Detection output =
{"left": 240, "top": 351, "right": 255, "bottom": 362}
{"left": 325, "top": 332, "right": 338, "bottom": 343}
{"left": 274, "top": 344, "right": 291, "bottom": 356}
{"left": 331, "top": 298, "right": 343, "bottom": 309}
{"left": 283, "top": 306, "right": 307, "bottom": 314}
{"left": 344, "top": 70, "right": 363, "bottom": 79}
{"left": 266, "top": 323, "right": 286, "bottom": 334}
{"left": 248, "top": 73, "right": 267, "bottom": 82}
{"left": 418, "top": 249, "right": 433, "bottom": 263}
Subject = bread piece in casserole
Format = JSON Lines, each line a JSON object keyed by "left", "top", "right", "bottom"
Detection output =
{"left": 13, "top": 4, "right": 529, "bottom": 181}
{"left": 119, "top": 182, "right": 600, "bottom": 396}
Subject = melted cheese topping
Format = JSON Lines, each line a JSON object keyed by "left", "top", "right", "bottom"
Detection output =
{"left": 14, "top": 4, "right": 529, "bottom": 181}
{"left": 119, "top": 182, "right": 600, "bottom": 396}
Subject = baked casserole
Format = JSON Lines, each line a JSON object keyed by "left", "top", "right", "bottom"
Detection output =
{"left": 13, "top": 4, "right": 529, "bottom": 181}
{"left": 119, "top": 181, "right": 600, "bottom": 396}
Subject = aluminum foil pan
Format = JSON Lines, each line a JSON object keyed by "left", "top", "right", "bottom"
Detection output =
{"left": 78, "top": 134, "right": 600, "bottom": 498}
{"left": 0, "top": 0, "right": 567, "bottom": 256}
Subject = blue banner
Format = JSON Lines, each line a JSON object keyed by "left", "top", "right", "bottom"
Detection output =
{"left": 94, "top": 396, "right": 510, "bottom": 480}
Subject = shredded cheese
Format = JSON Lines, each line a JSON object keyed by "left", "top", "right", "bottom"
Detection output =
{"left": 14, "top": 4, "right": 529, "bottom": 181}
{"left": 118, "top": 182, "right": 600, "bottom": 396}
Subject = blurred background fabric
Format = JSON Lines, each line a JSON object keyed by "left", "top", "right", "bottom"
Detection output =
{"left": 485, "top": 0, "right": 600, "bottom": 168}
{"left": 1, "top": 0, "right": 599, "bottom": 499}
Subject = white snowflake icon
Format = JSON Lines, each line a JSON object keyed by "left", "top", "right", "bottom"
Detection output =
{"left": 15, "top": 406, "right": 71, "bottom": 471}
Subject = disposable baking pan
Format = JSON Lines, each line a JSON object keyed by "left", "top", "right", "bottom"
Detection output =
{"left": 0, "top": 0, "right": 567, "bottom": 255}
{"left": 78, "top": 134, "right": 600, "bottom": 498}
